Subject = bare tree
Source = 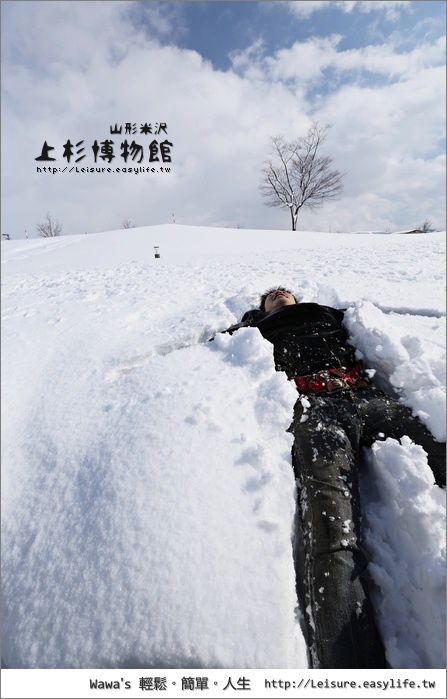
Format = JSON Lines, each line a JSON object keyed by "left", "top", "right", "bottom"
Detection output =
{"left": 36, "top": 212, "right": 63, "bottom": 238}
{"left": 418, "top": 219, "right": 435, "bottom": 233}
{"left": 259, "top": 123, "right": 345, "bottom": 231}
{"left": 122, "top": 218, "right": 137, "bottom": 229}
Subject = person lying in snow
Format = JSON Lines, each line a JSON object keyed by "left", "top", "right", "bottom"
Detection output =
{"left": 221, "top": 286, "right": 446, "bottom": 670}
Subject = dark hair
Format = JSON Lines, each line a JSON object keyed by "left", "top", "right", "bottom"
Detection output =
{"left": 259, "top": 286, "right": 298, "bottom": 311}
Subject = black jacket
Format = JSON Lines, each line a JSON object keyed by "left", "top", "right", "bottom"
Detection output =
{"left": 224, "top": 303, "right": 357, "bottom": 378}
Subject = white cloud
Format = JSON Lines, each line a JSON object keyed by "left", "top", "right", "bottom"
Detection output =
{"left": 284, "top": 1, "right": 356, "bottom": 20}
{"left": 333, "top": 36, "right": 445, "bottom": 79}
{"left": 263, "top": 35, "right": 343, "bottom": 83}
{"left": 240, "top": 33, "right": 445, "bottom": 86}
{"left": 286, "top": 1, "right": 412, "bottom": 21}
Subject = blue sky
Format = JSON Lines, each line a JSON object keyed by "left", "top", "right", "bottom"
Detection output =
{"left": 1, "top": 1, "right": 446, "bottom": 237}
{"left": 135, "top": 2, "right": 445, "bottom": 69}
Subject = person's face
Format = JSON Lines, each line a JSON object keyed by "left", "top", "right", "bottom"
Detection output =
{"left": 264, "top": 289, "right": 296, "bottom": 312}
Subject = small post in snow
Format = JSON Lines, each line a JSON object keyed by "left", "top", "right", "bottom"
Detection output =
{"left": 172, "top": 213, "right": 176, "bottom": 224}
{"left": 154, "top": 246, "right": 160, "bottom": 259}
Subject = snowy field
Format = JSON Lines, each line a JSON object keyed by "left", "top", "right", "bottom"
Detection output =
{"left": 1, "top": 225, "right": 445, "bottom": 674}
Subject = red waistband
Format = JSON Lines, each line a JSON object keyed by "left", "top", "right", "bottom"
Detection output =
{"left": 292, "top": 361, "right": 370, "bottom": 394}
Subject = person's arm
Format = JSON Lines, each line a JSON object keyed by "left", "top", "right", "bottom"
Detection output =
{"left": 208, "top": 310, "right": 259, "bottom": 341}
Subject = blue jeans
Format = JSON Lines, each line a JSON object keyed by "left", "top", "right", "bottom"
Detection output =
{"left": 289, "top": 386, "right": 445, "bottom": 669}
